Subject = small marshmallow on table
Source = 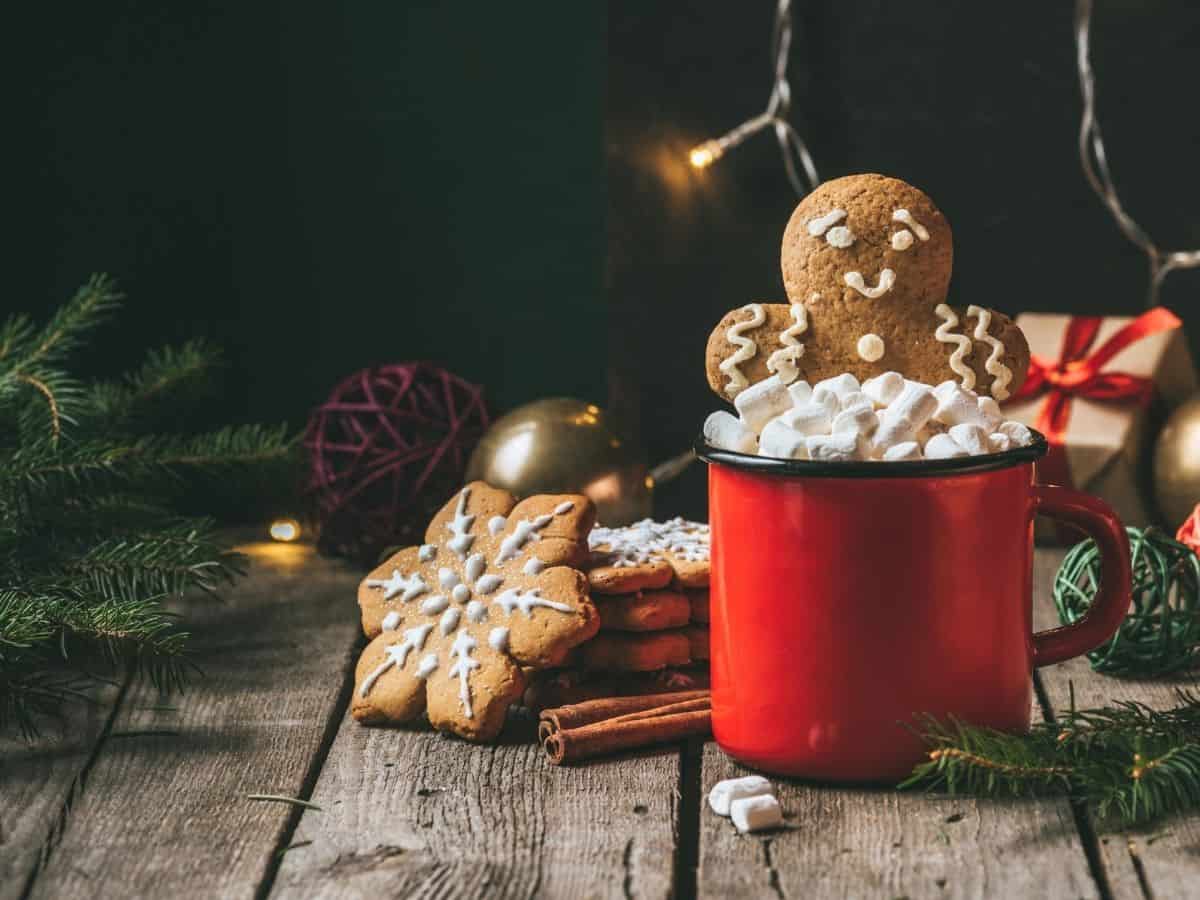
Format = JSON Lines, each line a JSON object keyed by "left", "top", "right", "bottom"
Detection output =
{"left": 708, "top": 775, "right": 784, "bottom": 833}
{"left": 708, "top": 775, "right": 772, "bottom": 815}
{"left": 704, "top": 371, "right": 1036, "bottom": 463}
{"left": 731, "top": 795, "right": 784, "bottom": 834}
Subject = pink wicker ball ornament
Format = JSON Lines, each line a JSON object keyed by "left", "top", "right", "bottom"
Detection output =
{"left": 304, "top": 363, "right": 488, "bottom": 560}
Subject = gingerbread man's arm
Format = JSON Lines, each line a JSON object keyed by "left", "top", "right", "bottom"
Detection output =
{"left": 705, "top": 302, "right": 1029, "bottom": 402}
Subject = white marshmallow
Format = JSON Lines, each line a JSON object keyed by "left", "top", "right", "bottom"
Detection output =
{"left": 933, "top": 383, "right": 1003, "bottom": 430}
{"left": 759, "top": 419, "right": 808, "bottom": 460}
{"left": 976, "top": 396, "right": 1004, "bottom": 431}
{"left": 988, "top": 432, "right": 1013, "bottom": 453}
{"left": 806, "top": 431, "right": 862, "bottom": 461}
{"left": 998, "top": 420, "right": 1034, "bottom": 446}
{"left": 708, "top": 775, "right": 773, "bottom": 816}
{"left": 882, "top": 441, "right": 922, "bottom": 461}
{"left": 787, "top": 380, "right": 813, "bottom": 408}
{"left": 862, "top": 372, "right": 905, "bottom": 407}
{"left": 924, "top": 433, "right": 970, "bottom": 459}
{"left": 734, "top": 375, "right": 793, "bottom": 433}
{"left": 783, "top": 402, "right": 833, "bottom": 436}
{"left": 872, "top": 382, "right": 937, "bottom": 453}
{"left": 704, "top": 411, "right": 757, "bottom": 454}
{"left": 812, "top": 373, "right": 861, "bottom": 407}
{"left": 730, "top": 794, "right": 784, "bottom": 833}
{"left": 948, "top": 423, "right": 989, "bottom": 456}
{"left": 831, "top": 404, "right": 878, "bottom": 437}
{"left": 839, "top": 391, "right": 872, "bottom": 412}
{"left": 915, "top": 419, "right": 947, "bottom": 446}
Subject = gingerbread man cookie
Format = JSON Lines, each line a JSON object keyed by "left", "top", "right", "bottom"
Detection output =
{"left": 704, "top": 174, "right": 1029, "bottom": 402}
{"left": 353, "top": 481, "right": 599, "bottom": 741}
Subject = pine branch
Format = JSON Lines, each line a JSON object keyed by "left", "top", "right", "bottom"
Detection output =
{"left": 902, "top": 691, "right": 1200, "bottom": 828}
{"left": 1, "top": 425, "right": 294, "bottom": 510}
{"left": 0, "top": 276, "right": 300, "bottom": 738}
{"left": 64, "top": 521, "right": 244, "bottom": 600}
{"left": 1, "top": 274, "right": 122, "bottom": 374}
{"left": 86, "top": 339, "right": 224, "bottom": 433}
{"left": 0, "top": 275, "right": 121, "bottom": 443}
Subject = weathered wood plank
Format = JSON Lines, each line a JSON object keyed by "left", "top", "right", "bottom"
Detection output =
{"left": 697, "top": 741, "right": 1099, "bottom": 900}
{"left": 0, "top": 684, "right": 120, "bottom": 900}
{"left": 23, "top": 540, "right": 361, "bottom": 900}
{"left": 271, "top": 710, "right": 682, "bottom": 899}
{"left": 1034, "top": 548, "right": 1200, "bottom": 900}
{"left": 696, "top": 548, "right": 1108, "bottom": 899}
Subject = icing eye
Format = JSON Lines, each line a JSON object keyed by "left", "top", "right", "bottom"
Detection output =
{"left": 825, "top": 225, "right": 855, "bottom": 248}
{"left": 806, "top": 208, "right": 846, "bottom": 237}
{"left": 892, "top": 209, "right": 930, "bottom": 241}
{"left": 891, "top": 230, "right": 914, "bottom": 251}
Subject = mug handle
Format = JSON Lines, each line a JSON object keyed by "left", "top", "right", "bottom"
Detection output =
{"left": 1030, "top": 484, "right": 1132, "bottom": 668}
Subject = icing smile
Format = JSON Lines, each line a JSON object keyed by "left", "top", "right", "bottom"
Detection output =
{"left": 844, "top": 269, "right": 896, "bottom": 299}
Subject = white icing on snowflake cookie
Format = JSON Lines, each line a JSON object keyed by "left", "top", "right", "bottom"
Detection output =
{"left": 353, "top": 482, "right": 598, "bottom": 742}
{"left": 587, "top": 518, "right": 711, "bottom": 594}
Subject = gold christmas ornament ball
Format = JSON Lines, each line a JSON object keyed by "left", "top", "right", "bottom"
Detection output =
{"left": 1154, "top": 397, "right": 1200, "bottom": 528}
{"left": 465, "top": 397, "right": 652, "bottom": 525}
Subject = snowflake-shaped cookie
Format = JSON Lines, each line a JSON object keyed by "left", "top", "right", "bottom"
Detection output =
{"left": 586, "top": 518, "right": 711, "bottom": 594}
{"left": 353, "top": 481, "right": 598, "bottom": 741}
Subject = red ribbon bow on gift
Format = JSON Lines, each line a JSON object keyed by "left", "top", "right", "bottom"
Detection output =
{"left": 1008, "top": 306, "right": 1182, "bottom": 487}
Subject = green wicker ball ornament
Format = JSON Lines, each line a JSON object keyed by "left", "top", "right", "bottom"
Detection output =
{"left": 1054, "top": 527, "right": 1200, "bottom": 676}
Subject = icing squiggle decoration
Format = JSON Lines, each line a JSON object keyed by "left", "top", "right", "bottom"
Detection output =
{"left": 366, "top": 569, "right": 428, "bottom": 603}
{"left": 890, "top": 230, "right": 914, "bottom": 251}
{"left": 447, "top": 630, "right": 480, "bottom": 718}
{"left": 766, "top": 303, "right": 808, "bottom": 384}
{"left": 892, "top": 209, "right": 929, "bottom": 241}
{"left": 446, "top": 488, "right": 476, "bottom": 558}
{"left": 966, "top": 304, "right": 1013, "bottom": 401}
{"left": 495, "top": 501, "right": 574, "bottom": 565}
{"left": 844, "top": 269, "right": 896, "bottom": 299}
{"left": 934, "top": 304, "right": 976, "bottom": 390}
{"left": 359, "top": 624, "right": 433, "bottom": 697}
{"left": 719, "top": 303, "right": 766, "bottom": 398}
{"left": 806, "top": 208, "right": 846, "bottom": 236}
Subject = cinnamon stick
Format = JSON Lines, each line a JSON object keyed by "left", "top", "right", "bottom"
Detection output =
{"left": 543, "top": 709, "right": 712, "bottom": 765}
{"left": 538, "top": 694, "right": 711, "bottom": 744}
{"left": 538, "top": 689, "right": 709, "bottom": 739}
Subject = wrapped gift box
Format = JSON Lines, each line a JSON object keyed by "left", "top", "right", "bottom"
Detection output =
{"left": 1003, "top": 311, "right": 1196, "bottom": 529}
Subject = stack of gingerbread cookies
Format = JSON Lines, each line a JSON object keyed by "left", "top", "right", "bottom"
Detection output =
{"left": 525, "top": 518, "right": 712, "bottom": 708}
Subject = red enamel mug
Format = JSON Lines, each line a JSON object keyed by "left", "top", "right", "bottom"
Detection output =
{"left": 697, "top": 431, "right": 1131, "bottom": 782}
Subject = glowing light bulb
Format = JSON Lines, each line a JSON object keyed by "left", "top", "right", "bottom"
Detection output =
{"left": 269, "top": 518, "right": 301, "bottom": 542}
{"left": 689, "top": 141, "right": 722, "bottom": 169}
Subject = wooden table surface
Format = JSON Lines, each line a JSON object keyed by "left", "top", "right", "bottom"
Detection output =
{"left": 4, "top": 541, "right": 1197, "bottom": 899}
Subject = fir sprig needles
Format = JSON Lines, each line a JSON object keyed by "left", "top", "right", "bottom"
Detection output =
{"left": 902, "top": 689, "right": 1200, "bottom": 828}
{"left": 0, "top": 276, "right": 295, "bottom": 738}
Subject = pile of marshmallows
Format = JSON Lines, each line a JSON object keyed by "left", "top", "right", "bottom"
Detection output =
{"left": 704, "top": 371, "right": 1035, "bottom": 462}
{"left": 709, "top": 775, "right": 783, "bottom": 833}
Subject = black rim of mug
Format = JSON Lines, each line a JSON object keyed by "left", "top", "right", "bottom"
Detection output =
{"left": 695, "top": 429, "right": 1049, "bottom": 479}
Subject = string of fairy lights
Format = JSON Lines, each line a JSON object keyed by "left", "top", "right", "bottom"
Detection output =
{"left": 687, "top": 0, "right": 820, "bottom": 197}
{"left": 689, "top": 0, "right": 1199, "bottom": 309}
{"left": 1074, "top": 0, "right": 1200, "bottom": 307}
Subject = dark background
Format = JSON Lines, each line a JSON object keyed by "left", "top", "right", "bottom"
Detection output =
{"left": 8, "top": 2, "right": 1200, "bottom": 518}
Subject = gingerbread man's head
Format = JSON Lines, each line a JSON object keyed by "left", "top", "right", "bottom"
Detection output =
{"left": 705, "top": 173, "right": 1029, "bottom": 402}
{"left": 780, "top": 173, "right": 952, "bottom": 310}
